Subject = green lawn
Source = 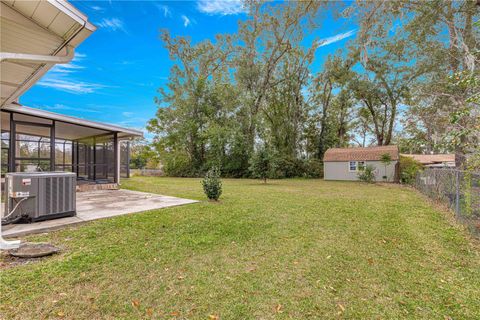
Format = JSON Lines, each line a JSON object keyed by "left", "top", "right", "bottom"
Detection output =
{"left": 1, "top": 177, "right": 479, "bottom": 319}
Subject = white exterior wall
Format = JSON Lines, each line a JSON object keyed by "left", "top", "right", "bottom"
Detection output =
{"left": 324, "top": 161, "right": 397, "bottom": 182}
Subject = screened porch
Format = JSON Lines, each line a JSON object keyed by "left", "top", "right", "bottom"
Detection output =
{"left": 1, "top": 104, "right": 142, "bottom": 184}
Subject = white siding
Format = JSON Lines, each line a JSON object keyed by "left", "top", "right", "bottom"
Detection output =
{"left": 324, "top": 161, "right": 397, "bottom": 182}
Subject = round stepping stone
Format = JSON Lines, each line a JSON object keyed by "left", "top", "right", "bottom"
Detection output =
{"left": 9, "top": 242, "right": 60, "bottom": 258}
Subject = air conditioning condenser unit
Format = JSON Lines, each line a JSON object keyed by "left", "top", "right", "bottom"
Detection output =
{"left": 3, "top": 172, "right": 76, "bottom": 223}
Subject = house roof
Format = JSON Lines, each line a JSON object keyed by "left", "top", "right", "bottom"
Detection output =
{"left": 324, "top": 145, "right": 399, "bottom": 162}
{"left": 2, "top": 103, "right": 143, "bottom": 140}
{"left": 400, "top": 154, "right": 455, "bottom": 165}
{"left": 1, "top": 0, "right": 96, "bottom": 107}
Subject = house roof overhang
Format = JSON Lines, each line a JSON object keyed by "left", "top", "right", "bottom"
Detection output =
{"left": 400, "top": 153, "right": 456, "bottom": 165}
{"left": 0, "top": 0, "right": 96, "bottom": 107}
{"left": 2, "top": 103, "right": 143, "bottom": 140}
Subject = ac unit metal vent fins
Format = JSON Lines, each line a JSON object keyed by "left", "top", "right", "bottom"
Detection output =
{"left": 46, "top": 178, "right": 51, "bottom": 213}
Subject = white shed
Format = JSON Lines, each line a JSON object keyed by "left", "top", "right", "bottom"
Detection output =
{"left": 323, "top": 145, "right": 399, "bottom": 182}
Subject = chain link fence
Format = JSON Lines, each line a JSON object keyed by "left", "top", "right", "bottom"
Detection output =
{"left": 415, "top": 169, "right": 480, "bottom": 238}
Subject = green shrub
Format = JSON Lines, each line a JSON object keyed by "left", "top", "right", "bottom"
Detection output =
{"left": 380, "top": 153, "right": 392, "bottom": 181}
{"left": 249, "top": 148, "right": 272, "bottom": 183}
{"left": 358, "top": 165, "right": 376, "bottom": 183}
{"left": 201, "top": 167, "right": 222, "bottom": 201}
{"left": 303, "top": 158, "right": 323, "bottom": 178}
{"left": 270, "top": 156, "right": 304, "bottom": 179}
{"left": 399, "top": 155, "right": 423, "bottom": 184}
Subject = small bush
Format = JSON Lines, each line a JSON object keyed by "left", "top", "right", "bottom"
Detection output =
{"left": 163, "top": 152, "right": 198, "bottom": 177}
{"left": 358, "top": 165, "right": 376, "bottom": 183}
{"left": 201, "top": 167, "right": 222, "bottom": 201}
{"left": 303, "top": 158, "right": 323, "bottom": 178}
{"left": 249, "top": 148, "right": 272, "bottom": 183}
{"left": 380, "top": 153, "right": 392, "bottom": 181}
{"left": 270, "top": 156, "right": 304, "bottom": 179}
{"left": 399, "top": 155, "right": 423, "bottom": 184}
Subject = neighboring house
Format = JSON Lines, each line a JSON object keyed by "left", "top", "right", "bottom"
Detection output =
{"left": 0, "top": 0, "right": 142, "bottom": 188}
{"left": 323, "top": 145, "right": 399, "bottom": 182}
{"left": 400, "top": 154, "right": 456, "bottom": 168}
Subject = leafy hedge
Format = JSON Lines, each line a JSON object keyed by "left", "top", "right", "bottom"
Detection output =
{"left": 399, "top": 155, "right": 423, "bottom": 184}
{"left": 161, "top": 153, "right": 324, "bottom": 179}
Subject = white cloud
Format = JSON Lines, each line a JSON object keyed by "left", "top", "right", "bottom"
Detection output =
{"left": 37, "top": 78, "right": 107, "bottom": 94}
{"left": 38, "top": 51, "right": 108, "bottom": 94}
{"left": 181, "top": 15, "right": 193, "bottom": 27}
{"left": 91, "top": 5, "right": 104, "bottom": 11}
{"left": 156, "top": 4, "right": 171, "bottom": 18}
{"left": 197, "top": 0, "right": 246, "bottom": 15}
{"left": 318, "top": 29, "right": 356, "bottom": 47}
{"left": 49, "top": 52, "right": 86, "bottom": 74}
{"left": 50, "top": 63, "right": 84, "bottom": 73}
{"left": 96, "top": 18, "right": 126, "bottom": 33}
{"left": 74, "top": 52, "right": 87, "bottom": 59}
{"left": 40, "top": 103, "right": 101, "bottom": 113}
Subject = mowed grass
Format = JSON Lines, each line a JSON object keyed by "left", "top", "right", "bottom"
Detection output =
{"left": 1, "top": 177, "right": 480, "bottom": 319}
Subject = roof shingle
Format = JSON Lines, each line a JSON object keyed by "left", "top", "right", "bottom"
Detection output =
{"left": 400, "top": 154, "right": 455, "bottom": 165}
{"left": 323, "top": 145, "right": 399, "bottom": 162}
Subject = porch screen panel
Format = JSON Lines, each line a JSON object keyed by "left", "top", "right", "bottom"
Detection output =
{"left": 105, "top": 139, "right": 115, "bottom": 183}
{"left": 14, "top": 124, "right": 51, "bottom": 172}
{"left": 55, "top": 139, "right": 72, "bottom": 172}
{"left": 73, "top": 135, "right": 115, "bottom": 183}
{"left": 120, "top": 141, "right": 130, "bottom": 178}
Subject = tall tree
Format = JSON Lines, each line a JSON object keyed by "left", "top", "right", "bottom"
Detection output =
{"left": 310, "top": 54, "right": 353, "bottom": 158}
{"left": 350, "top": 0, "right": 479, "bottom": 159}
{"left": 235, "top": 0, "right": 321, "bottom": 156}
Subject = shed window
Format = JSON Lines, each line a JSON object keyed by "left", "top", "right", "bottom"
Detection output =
{"left": 358, "top": 161, "right": 365, "bottom": 171}
{"left": 349, "top": 161, "right": 357, "bottom": 171}
{"left": 349, "top": 161, "right": 366, "bottom": 172}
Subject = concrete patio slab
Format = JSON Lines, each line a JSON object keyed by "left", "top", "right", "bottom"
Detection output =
{"left": 2, "top": 189, "right": 198, "bottom": 238}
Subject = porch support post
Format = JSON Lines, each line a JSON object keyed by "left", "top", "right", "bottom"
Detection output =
{"left": 50, "top": 120, "right": 55, "bottom": 171}
{"left": 126, "top": 141, "right": 130, "bottom": 178}
{"left": 71, "top": 141, "right": 75, "bottom": 173}
{"left": 113, "top": 132, "right": 119, "bottom": 184}
{"left": 8, "top": 113, "right": 15, "bottom": 172}
{"left": 93, "top": 136, "right": 96, "bottom": 181}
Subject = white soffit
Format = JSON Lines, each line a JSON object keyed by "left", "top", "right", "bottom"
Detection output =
{"left": 0, "top": 0, "right": 96, "bottom": 107}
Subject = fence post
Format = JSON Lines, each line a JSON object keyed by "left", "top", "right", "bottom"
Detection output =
{"left": 455, "top": 170, "right": 460, "bottom": 216}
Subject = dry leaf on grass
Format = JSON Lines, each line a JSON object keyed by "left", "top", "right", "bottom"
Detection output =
{"left": 131, "top": 299, "right": 140, "bottom": 308}
{"left": 275, "top": 304, "right": 283, "bottom": 313}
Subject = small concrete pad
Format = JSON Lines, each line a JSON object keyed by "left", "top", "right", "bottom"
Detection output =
{"left": 3, "top": 189, "right": 198, "bottom": 238}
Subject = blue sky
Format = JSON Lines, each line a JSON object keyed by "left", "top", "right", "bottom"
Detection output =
{"left": 21, "top": 0, "right": 357, "bottom": 139}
